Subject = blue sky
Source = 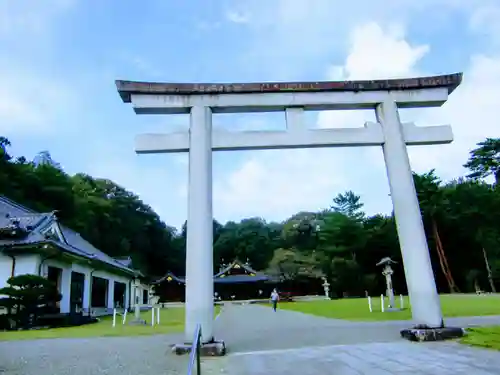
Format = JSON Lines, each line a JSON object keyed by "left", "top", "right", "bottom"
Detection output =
{"left": 2, "top": 0, "right": 500, "bottom": 229}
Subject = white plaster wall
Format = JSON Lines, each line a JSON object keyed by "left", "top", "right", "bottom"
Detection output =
{"left": 42, "top": 261, "right": 133, "bottom": 314}
{"left": 0, "top": 254, "right": 133, "bottom": 315}
{"left": 42, "top": 259, "right": 72, "bottom": 313}
{"left": 14, "top": 254, "right": 40, "bottom": 276}
{"left": 0, "top": 254, "right": 40, "bottom": 313}
{"left": 71, "top": 263, "right": 132, "bottom": 311}
{"left": 0, "top": 254, "right": 15, "bottom": 290}
{"left": 0, "top": 254, "right": 40, "bottom": 289}
{"left": 91, "top": 269, "right": 131, "bottom": 309}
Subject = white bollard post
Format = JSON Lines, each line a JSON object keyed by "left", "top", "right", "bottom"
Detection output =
{"left": 151, "top": 307, "right": 155, "bottom": 326}
{"left": 367, "top": 296, "right": 373, "bottom": 312}
{"left": 400, "top": 294, "right": 404, "bottom": 309}
{"left": 381, "top": 294, "right": 385, "bottom": 313}
{"left": 122, "top": 309, "right": 127, "bottom": 325}
{"left": 156, "top": 307, "right": 160, "bottom": 325}
{"left": 112, "top": 308, "right": 116, "bottom": 327}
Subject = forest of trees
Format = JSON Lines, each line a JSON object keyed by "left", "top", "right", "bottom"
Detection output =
{"left": 1, "top": 136, "right": 499, "bottom": 297}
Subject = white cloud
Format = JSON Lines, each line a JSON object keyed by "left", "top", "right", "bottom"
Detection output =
{"left": 318, "top": 22, "right": 429, "bottom": 130}
{"left": 0, "top": 66, "right": 77, "bottom": 136}
{"left": 213, "top": 19, "right": 500, "bottom": 223}
{"left": 214, "top": 149, "right": 349, "bottom": 220}
{"left": 225, "top": 10, "right": 250, "bottom": 24}
{"left": 469, "top": 4, "right": 500, "bottom": 45}
{"left": 126, "top": 56, "right": 164, "bottom": 78}
{"left": 0, "top": 0, "right": 77, "bottom": 137}
{"left": 214, "top": 23, "right": 420, "bottom": 222}
{"left": 331, "top": 23, "right": 429, "bottom": 80}
{"left": 25, "top": 0, "right": 497, "bottom": 229}
{"left": 406, "top": 54, "right": 500, "bottom": 179}
{"left": 234, "top": 0, "right": 489, "bottom": 79}
{"left": 0, "top": 0, "right": 75, "bottom": 38}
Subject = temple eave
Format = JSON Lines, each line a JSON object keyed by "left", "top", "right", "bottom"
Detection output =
{"left": 115, "top": 73, "right": 463, "bottom": 103}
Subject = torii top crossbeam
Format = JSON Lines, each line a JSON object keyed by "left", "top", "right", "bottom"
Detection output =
{"left": 115, "top": 73, "right": 462, "bottom": 115}
{"left": 116, "top": 73, "right": 462, "bottom": 99}
{"left": 114, "top": 73, "right": 462, "bottom": 154}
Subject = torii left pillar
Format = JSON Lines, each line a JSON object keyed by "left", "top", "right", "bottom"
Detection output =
{"left": 174, "top": 105, "right": 223, "bottom": 355}
{"left": 184, "top": 105, "right": 216, "bottom": 345}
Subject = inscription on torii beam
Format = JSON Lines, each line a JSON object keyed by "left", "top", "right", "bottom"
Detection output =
{"left": 116, "top": 73, "right": 462, "bottom": 99}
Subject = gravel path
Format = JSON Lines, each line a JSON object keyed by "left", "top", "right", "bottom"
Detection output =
{"left": 0, "top": 334, "right": 193, "bottom": 375}
{"left": 214, "top": 303, "right": 401, "bottom": 353}
{"left": 1, "top": 305, "right": 499, "bottom": 375}
{"left": 213, "top": 303, "right": 500, "bottom": 353}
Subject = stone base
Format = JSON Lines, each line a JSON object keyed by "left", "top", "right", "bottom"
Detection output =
{"left": 128, "top": 319, "right": 147, "bottom": 326}
{"left": 172, "top": 340, "right": 226, "bottom": 357}
{"left": 385, "top": 307, "right": 402, "bottom": 312}
{"left": 400, "top": 325, "right": 465, "bottom": 342}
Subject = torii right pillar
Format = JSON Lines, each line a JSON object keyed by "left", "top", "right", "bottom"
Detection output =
{"left": 379, "top": 98, "right": 464, "bottom": 341}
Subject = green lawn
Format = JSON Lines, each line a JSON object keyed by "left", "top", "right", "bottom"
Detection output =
{"left": 460, "top": 326, "right": 500, "bottom": 351}
{"left": 0, "top": 305, "right": 221, "bottom": 341}
{"left": 278, "top": 294, "right": 500, "bottom": 321}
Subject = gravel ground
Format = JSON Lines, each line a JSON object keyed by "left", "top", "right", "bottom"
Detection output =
{"left": 213, "top": 303, "right": 500, "bottom": 354}
{"left": 0, "top": 333, "right": 193, "bottom": 375}
{"left": 1, "top": 305, "right": 499, "bottom": 375}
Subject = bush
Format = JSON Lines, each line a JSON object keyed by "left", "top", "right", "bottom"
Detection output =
{"left": 0, "top": 274, "right": 62, "bottom": 329}
{"left": 279, "top": 292, "right": 294, "bottom": 302}
{"left": 37, "top": 313, "right": 98, "bottom": 328}
{"left": 0, "top": 313, "right": 15, "bottom": 330}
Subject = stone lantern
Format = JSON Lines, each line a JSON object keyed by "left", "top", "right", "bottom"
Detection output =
{"left": 321, "top": 277, "right": 331, "bottom": 300}
{"left": 129, "top": 278, "right": 146, "bottom": 325}
{"left": 376, "top": 257, "right": 398, "bottom": 310}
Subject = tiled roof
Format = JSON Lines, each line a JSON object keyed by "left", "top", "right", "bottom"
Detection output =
{"left": 151, "top": 271, "right": 184, "bottom": 284}
{"left": 0, "top": 196, "right": 34, "bottom": 217}
{"left": 0, "top": 195, "right": 137, "bottom": 275}
{"left": 0, "top": 212, "right": 51, "bottom": 232}
{"left": 114, "top": 256, "right": 133, "bottom": 267}
{"left": 214, "top": 274, "right": 274, "bottom": 284}
{"left": 152, "top": 271, "right": 277, "bottom": 285}
{"left": 59, "top": 226, "right": 135, "bottom": 273}
{"left": 214, "top": 259, "right": 258, "bottom": 278}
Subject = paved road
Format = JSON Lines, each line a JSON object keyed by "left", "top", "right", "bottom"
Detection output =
{"left": 211, "top": 341, "right": 500, "bottom": 375}
{"left": 208, "top": 303, "right": 500, "bottom": 374}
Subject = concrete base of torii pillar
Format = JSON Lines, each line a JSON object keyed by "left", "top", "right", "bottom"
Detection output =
{"left": 171, "top": 341, "right": 226, "bottom": 356}
{"left": 128, "top": 304, "right": 147, "bottom": 325}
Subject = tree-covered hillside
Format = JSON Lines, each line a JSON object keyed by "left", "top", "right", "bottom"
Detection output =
{"left": 1, "top": 136, "right": 499, "bottom": 296}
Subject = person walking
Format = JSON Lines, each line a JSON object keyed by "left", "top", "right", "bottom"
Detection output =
{"left": 270, "top": 289, "right": 279, "bottom": 312}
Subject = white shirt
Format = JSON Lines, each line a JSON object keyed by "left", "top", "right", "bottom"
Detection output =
{"left": 271, "top": 291, "right": 279, "bottom": 301}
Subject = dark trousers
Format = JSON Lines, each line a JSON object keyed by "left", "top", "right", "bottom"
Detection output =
{"left": 272, "top": 300, "right": 278, "bottom": 311}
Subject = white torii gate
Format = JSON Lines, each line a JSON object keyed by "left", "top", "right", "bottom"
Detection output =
{"left": 116, "top": 73, "right": 463, "bottom": 348}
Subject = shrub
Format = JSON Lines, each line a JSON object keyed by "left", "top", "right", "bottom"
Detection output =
{"left": 0, "top": 274, "right": 62, "bottom": 330}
